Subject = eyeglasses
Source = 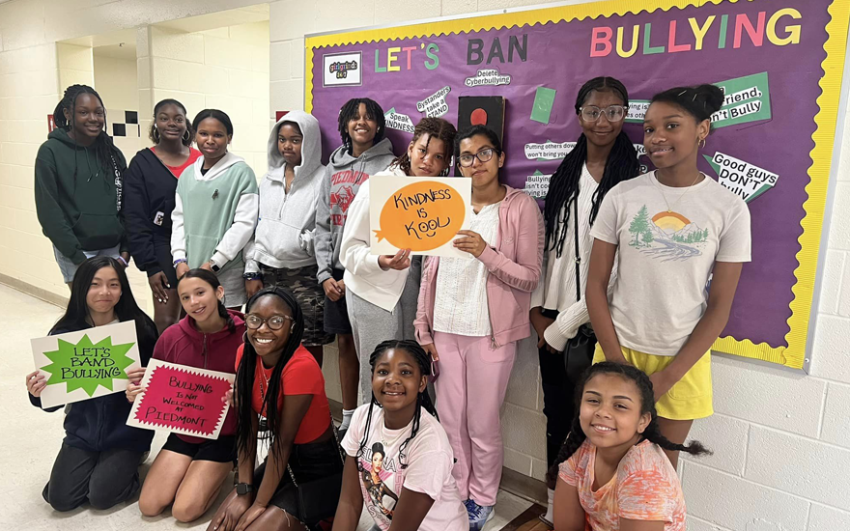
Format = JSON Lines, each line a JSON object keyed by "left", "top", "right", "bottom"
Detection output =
{"left": 579, "top": 105, "right": 628, "bottom": 122}
{"left": 245, "top": 314, "right": 293, "bottom": 330}
{"left": 458, "top": 147, "right": 497, "bottom": 167}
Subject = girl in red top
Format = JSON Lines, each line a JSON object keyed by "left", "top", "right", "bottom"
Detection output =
{"left": 126, "top": 268, "right": 245, "bottom": 523}
{"left": 208, "top": 287, "right": 343, "bottom": 531}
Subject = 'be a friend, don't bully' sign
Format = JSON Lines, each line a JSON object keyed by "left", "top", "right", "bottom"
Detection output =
{"left": 31, "top": 321, "right": 141, "bottom": 409}
{"left": 370, "top": 175, "right": 472, "bottom": 258}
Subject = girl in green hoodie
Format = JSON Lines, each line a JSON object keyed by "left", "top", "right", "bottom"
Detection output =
{"left": 35, "top": 85, "right": 129, "bottom": 287}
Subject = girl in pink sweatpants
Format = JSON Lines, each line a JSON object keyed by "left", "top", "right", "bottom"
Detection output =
{"left": 414, "top": 126, "right": 544, "bottom": 529}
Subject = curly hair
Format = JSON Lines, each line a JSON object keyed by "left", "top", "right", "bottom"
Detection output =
{"left": 390, "top": 117, "right": 457, "bottom": 176}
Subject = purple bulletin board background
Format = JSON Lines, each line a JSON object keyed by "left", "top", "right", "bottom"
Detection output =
{"left": 305, "top": 0, "right": 850, "bottom": 370}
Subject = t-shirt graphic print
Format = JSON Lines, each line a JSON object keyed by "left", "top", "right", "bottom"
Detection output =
{"left": 627, "top": 205, "right": 710, "bottom": 261}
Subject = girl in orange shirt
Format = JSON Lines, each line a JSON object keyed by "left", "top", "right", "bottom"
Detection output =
{"left": 552, "top": 363, "right": 709, "bottom": 531}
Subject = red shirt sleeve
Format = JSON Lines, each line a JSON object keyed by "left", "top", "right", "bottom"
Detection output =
{"left": 281, "top": 346, "right": 325, "bottom": 396}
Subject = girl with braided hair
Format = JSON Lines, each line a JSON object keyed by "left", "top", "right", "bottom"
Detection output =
{"left": 552, "top": 362, "right": 709, "bottom": 530}
{"left": 125, "top": 268, "right": 244, "bottom": 523}
{"left": 339, "top": 117, "right": 456, "bottom": 415}
{"left": 36, "top": 85, "right": 130, "bottom": 287}
{"left": 529, "top": 76, "right": 640, "bottom": 525}
{"left": 208, "top": 286, "right": 342, "bottom": 531}
{"left": 335, "top": 340, "right": 468, "bottom": 531}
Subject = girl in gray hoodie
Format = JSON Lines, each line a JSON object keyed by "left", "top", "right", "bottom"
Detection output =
{"left": 314, "top": 98, "right": 395, "bottom": 431}
{"left": 244, "top": 111, "right": 333, "bottom": 364}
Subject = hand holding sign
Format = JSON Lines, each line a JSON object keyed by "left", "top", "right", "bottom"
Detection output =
{"left": 378, "top": 249, "right": 412, "bottom": 271}
{"left": 127, "top": 359, "right": 234, "bottom": 440}
{"left": 370, "top": 175, "right": 473, "bottom": 258}
{"left": 453, "top": 230, "right": 487, "bottom": 257}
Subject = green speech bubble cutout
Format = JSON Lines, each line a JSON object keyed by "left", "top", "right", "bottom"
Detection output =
{"left": 41, "top": 335, "right": 135, "bottom": 396}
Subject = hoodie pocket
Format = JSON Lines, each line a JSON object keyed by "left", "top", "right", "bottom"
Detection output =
{"left": 72, "top": 213, "right": 123, "bottom": 248}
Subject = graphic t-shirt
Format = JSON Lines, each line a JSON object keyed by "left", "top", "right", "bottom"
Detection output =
{"left": 234, "top": 344, "right": 330, "bottom": 444}
{"left": 591, "top": 172, "right": 751, "bottom": 355}
{"left": 559, "top": 440, "right": 686, "bottom": 530}
{"left": 341, "top": 405, "right": 468, "bottom": 531}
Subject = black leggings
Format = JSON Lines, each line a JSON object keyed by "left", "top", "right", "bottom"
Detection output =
{"left": 43, "top": 442, "right": 144, "bottom": 511}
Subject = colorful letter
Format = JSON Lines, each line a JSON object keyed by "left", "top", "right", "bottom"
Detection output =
{"left": 374, "top": 49, "right": 387, "bottom": 73}
{"left": 590, "top": 27, "right": 613, "bottom": 57}
{"left": 734, "top": 11, "right": 766, "bottom": 48}
{"left": 425, "top": 43, "right": 440, "bottom": 70}
{"left": 387, "top": 47, "right": 401, "bottom": 72}
{"left": 668, "top": 20, "right": 692, "bottom": 52}
{"left": 402, "top": 46, "right": 417, "bottom": 70}
{"left": 718, "top": 14, "right": 729, "bottom": 49}
{"left": 689, "top": 16, "right": 715, "bottom": 51}
{"left": 642, "top": 23, "right": 665, "bottom": 55}
{"left": 616, "top": 25, "right": 639, "bottom": 58}
{"left": 767, "top": 8, "right": 802, "bottom": 46}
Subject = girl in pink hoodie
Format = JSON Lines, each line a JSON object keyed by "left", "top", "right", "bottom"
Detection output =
{"left": 414, "top": 126, "right": 544, "bottom": 529}
{"left": 126, "top": 268, "right": 245, "bottom": 523}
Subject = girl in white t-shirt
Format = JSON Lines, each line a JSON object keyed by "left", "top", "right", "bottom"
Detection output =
{"left": 587, "top": 85, "right": 751, "bottom": 468}
{"left": 335, "top": 340, "right": 468, "bottom": 531}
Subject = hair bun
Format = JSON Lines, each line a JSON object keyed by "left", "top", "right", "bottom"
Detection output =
{"left": 693, "top": 84, "right": 724, "bottom": 116}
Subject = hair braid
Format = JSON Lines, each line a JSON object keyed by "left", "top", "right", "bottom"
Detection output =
{"left": 544, "top": 77, "right": 641, "bottom": 257}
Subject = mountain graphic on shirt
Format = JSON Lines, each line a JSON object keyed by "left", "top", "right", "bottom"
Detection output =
{"left": 628, "top": 205, "right": 708, "bottom": 261}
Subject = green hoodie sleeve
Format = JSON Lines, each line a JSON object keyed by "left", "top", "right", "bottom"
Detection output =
{"left": 34, "top": 146, "right": 86, "bottom": 264}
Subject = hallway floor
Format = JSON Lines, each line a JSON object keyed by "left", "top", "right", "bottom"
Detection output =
{"left": 0, "top": 283, "right": 542, "bottom": 530}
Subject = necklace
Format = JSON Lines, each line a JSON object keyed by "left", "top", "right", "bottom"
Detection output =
{"left": 653, "top": 170, "right": 703, "bottom": 213}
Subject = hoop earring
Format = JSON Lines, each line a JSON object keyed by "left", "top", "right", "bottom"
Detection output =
{"left": 182, "top": 130, "right": 191, "bottom": 142}
{"left": 699, "top": 137, "right": 706, "bottom": 149}
{"left": 152, "top": 127, "right": 160, "bottom": 143}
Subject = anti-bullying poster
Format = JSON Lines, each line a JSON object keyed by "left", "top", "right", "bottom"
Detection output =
{"left": 31, "top": 321, "right": 141, "bottom": 409}
{"left": 127, "top": 359, "right": 234, "bottom": 440}
{"left": 305, "top": 0, "right": 850, "bottom": 370}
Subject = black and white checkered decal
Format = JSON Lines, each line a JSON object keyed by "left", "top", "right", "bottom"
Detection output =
{"left": 107, "top": 110, "right": 140, "bottom": 138}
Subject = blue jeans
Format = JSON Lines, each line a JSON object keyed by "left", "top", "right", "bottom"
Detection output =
{"left": 52, "top": 244, "right": 120, "bottom": 283}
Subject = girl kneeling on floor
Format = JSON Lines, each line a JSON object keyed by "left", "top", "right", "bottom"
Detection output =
{"left": 126, "top": 269, "right": 245, "bottom": 522}
{"left": 553, "top": 362, "right": 709, "bottom": 531}
{"left": 334, "top": 340, "right": 468, "bottom": 531}
{"left": 26, "top": 256, "right": 158, "bottom": 512}
{"left": 208, "top": 287, "right": 343, "bottom": 531}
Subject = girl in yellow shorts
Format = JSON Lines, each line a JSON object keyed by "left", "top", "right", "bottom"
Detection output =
{"left": 585, "top": 84, "right": 752, "bottom": 467}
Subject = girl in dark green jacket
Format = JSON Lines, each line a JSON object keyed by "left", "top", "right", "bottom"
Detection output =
{"left": 35, "top": 85, "right": 129, "bottom": 286}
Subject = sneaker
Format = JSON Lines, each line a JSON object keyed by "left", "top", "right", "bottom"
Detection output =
{"left": 466, "top": 499, "right": 495, "bottom": 531}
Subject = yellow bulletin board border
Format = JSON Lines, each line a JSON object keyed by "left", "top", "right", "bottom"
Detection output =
{"left": 305, "top": 0, "right": 850, "bottom": 371}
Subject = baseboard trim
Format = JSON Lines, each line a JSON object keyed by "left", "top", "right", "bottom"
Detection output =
{"left": 327, "top": 398, "right": 547, "bottom": 505}
{"left": 0, "top": 273, "right": 68, "bottom": 308}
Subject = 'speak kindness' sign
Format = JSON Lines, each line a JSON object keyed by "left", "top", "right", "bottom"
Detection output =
{"left": 32, "top": 321, "right": 141, "bottom": 409}
{"left": 127, "top": 359, "right": 234, "bottom": 440}
{"left": 369, "top": 175, "right": 473, "bottom": 258}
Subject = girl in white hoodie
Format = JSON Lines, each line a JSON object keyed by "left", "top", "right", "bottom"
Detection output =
{"left": 243, "top": 111, "right": 333, "bottom": 365}
{"left": 171, "top": 109, "right": 258, "bottom": 308}
{"left": 339, "top": 117, "right": 457, "bottom": 407}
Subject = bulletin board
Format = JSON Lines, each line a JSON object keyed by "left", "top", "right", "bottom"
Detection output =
{"left": 304, "top": 0, "right": 850, "bottom": 371}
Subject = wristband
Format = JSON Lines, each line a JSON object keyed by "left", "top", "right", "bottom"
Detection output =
{"left": 243, "top": 272, "right": 263, "bottom": 281}
{"left": 116, "top": 256, "right": 128, "bottom": 267}
{"left": 173, "top": 258, "right": 187, "bottom": 267}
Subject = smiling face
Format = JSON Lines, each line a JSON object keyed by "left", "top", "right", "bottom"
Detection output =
{"left": 371, "top": 348, "right": 426, "bottom": 414}
{"left": 246, "top": 295, "right": 293, "bottom": 363}
{"left": 178, "top": 277, "right": 224, "bottom": 328}
{"left": 643, "top": 101, "right": 710, "bottom": 171}
{"left": 85, "top": 266, "right": 121, "bottom": 315}
{"left": 407, "top": 133, "right": 449, "bottom": 176}
{"left": 277, "top": 122, "right": 303, "bottom": 167}
{"left": 155, "top": 103, "right": 188, "bottom": 144}
{"left": 579, "top": 88, "right": 626, "bottom": 149}
{"left": 347, "top": 103, "right": 378, "bottom": 151}
{"left": 458, "top": 134, "right": 504, "bottom": 189}
{"left": 66, "top": 93, "right": 105, "bottom": 142}
{"left": 195, "top": 117, "right": 231, "bottom": 162}
{"left": 579, "top": 373, "right": 651, "bottom": 450}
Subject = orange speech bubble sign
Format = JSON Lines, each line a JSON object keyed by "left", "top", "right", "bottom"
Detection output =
{"left": 374, "top": 180, "right": 466, "bottom": 252}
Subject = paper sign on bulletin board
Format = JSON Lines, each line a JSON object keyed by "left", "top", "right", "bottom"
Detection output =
{"left": 127, "top": 359, "right": 234, "bottom": 440}
{"left": 31, "top": 321, "right": 141, "bottom": 409}
{"left": 305, "top": 0, "right": 850, "bottom": 371}
{"left": 369, "top": 175, "right": 472, "bottom": 258}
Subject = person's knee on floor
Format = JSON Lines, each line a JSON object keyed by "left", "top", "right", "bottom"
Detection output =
{"left": 42, "top": 482, "right": 86, "bottom": 512}
{"left": 138, "top": 492, "right": 169, "bottom": 517}
{"left": 88, "top": 473, "right": 140, "bottom": 510}
{"left": 171, "top": 497, "right": 209, "bottom": 523}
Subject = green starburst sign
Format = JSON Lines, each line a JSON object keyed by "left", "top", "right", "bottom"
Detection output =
{"left": 40, "top": 334, "right": 136, "bottom": 396}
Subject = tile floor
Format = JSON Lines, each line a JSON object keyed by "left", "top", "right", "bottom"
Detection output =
{"left": 0, "top": 283, "right": 539, "bottom": 530}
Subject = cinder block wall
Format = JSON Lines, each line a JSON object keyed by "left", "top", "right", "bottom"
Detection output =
{"left": 1, "top": 1, "right": 849, "bottom": 529}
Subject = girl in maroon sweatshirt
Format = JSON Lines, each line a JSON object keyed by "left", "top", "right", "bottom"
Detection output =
{"left": 126, "top": 269, "right": 245, "bottom": 523}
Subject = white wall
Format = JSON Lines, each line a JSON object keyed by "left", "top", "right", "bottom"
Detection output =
{"left": 1, "top": 1, "right": 849, "bottom": 529}
{"left": 94, "top": 53, "right": 140, "bottom": 161}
